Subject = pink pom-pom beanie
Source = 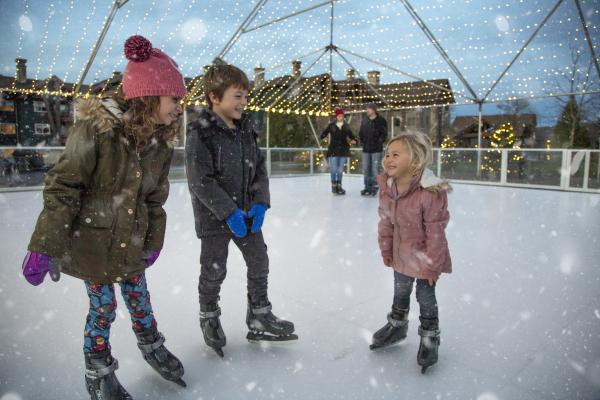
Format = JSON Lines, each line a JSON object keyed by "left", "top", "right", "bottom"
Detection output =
{"left": 122, "top": 35, "right": 187, "bottom": 99}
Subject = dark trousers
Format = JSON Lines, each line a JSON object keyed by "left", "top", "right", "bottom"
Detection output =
{"left": 392, "top": 271, "right": 439, "bottom": 325}
{"left": 198, "top": 231, "right": 269, "bottom": 306}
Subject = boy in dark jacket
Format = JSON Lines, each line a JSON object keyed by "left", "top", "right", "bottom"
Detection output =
{"left": 359, "top": 103, "right": 388, "bottom": 196}
{"left": 185, "top": 64, "right": 297, "bottom": 358}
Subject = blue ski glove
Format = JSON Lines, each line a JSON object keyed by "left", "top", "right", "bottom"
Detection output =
{"left": 247, "top": 203, "right": 267, "bottom": 233}
{"left": 225, "top": 208, "right": 247, "bottom": 238}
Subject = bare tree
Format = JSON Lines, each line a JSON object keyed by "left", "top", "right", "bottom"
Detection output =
{"left": 548, "top": 42, "right": 600, "bottom": 147}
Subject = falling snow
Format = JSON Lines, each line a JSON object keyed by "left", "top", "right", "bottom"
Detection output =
{"left": 0, "top": 176, "right": 599, "bottom": 399}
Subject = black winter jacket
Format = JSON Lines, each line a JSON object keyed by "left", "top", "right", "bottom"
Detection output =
{"left": 320, "top": 121, "right": 356, "bottom": 158}
{"left": 359, "top": 114, "right": 388, "bottom": 153}
{"left": 185, "top": 108, "right": 269, "bottom": 238}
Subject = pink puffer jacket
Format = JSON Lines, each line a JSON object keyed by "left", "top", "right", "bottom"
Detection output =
{"left": 377, "top": 169, "right": 452, "bottom": 280}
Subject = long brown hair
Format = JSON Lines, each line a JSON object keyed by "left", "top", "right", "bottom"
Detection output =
{"left": 114, "top": 88, "right": 181, "bottom": 145}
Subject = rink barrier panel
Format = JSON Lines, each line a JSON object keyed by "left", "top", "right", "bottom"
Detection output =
{"left": 0, "top": 146, "right": 599, "bottom": 193}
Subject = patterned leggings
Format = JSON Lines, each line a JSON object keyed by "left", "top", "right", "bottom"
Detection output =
{"left": 83, "top": 273, "right": 156, "bottom": 353}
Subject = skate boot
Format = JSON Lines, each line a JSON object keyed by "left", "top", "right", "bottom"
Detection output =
{"left": 84, "top": 350, "right": 133, "bottom": 400}
{"left": 331, "top": 183, "right": 338, "bottom": 195}
{"left": 370, "top": 307, "right": 408, "bottom": 350}
{"left": 369, "top": 186, "right": 379, "bottom": 196}
{"left": 135, "top": 327, "right": 186, "bottom": 387}
{"left": 336, "top": 181, "right": 346, "bottom": 195}
{"left": 199, "top": 303, "right": 226, "bottom": 358}
{"left": 417, "top": 318, "right": 440, "bottom": 373}
{"left": 360, "top": 187, "right": 371, "bottom": 196}
{"left": 246, "top": 296, "right": 298, "bottom": 342}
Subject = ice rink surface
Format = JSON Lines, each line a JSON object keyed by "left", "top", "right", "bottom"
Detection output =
{"left": 1, "top": 175, "right": 599, "bottom": 400}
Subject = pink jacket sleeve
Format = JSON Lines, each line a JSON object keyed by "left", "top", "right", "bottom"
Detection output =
{"left": 422, "top": 191, "right": 450, "bottom": 273}
{"left": 378, "top": 195, "right": 394, "bottom": 259}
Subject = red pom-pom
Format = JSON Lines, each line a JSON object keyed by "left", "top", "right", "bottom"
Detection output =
{"left": 124, "top": 35, "right": 153, "bottom": 62}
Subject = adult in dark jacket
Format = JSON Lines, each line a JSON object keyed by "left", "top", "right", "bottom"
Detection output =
{"left": 320, "top": 108, "right": 357, "bottom": 195}
{"left": 359, "top": 103, "right": 388, "bottom": 195}
{"left": 185, "top": 64, "right": 297, "bottom": 359}
{"left": 22, "top": 35, "right": 187, "bottom": 398}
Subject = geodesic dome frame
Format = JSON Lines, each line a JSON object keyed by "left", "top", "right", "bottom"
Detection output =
{"left": 2, "top": 0, "right": 598, "bottom": 118}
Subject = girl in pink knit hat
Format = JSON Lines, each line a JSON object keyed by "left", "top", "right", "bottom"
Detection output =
{"left": 370, "top": 131, "right": 452, "bottom": 374}
{"left": 22, "top": 35, "right": 187, "bottom": 399}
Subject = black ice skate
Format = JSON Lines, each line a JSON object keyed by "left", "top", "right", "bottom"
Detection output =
{"left": 417, "top": 324, "right": 441, "bottom": 374}
{"left": 331, "top": 183, "right": 339, "bottom": 195}
{"left": 84, "top": 350, "right": 133, "bottom": 400}
{"left": 199, "top": 304, "right": 226, "bottom": 358}
{"left": 135, "top": 327, "right": 186, "bottom": 387}
{"left": 246, "top": 296, "right": 298, "bottom": 342}
{"left": 370, "top": 308, "right": 408, "bottom": 350}
{"left": 336, "top": 182, "right": 346, "bottom": 195}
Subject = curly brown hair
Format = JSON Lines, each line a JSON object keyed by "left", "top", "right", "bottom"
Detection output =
{"left": 114, "top": 89, "right": 181, "bottom": 145}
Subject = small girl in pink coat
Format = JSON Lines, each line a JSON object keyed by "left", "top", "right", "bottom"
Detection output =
{"left": 370, "top": 131, "right": 452, "bottom": 373}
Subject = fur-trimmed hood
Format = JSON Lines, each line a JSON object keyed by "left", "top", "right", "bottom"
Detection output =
{"left": 380, "top": 168, "right": 452, "bottom": 199}
{"left": 75, "top": 98, "right": 124, "bottom": 134}
{"left": 74, "top": 98, "right": 178, "bottom": 146}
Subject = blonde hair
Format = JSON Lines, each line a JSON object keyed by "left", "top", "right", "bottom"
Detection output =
{"left": 384, "top": 130, "right": 452, "bottom": 193}
{"left": 385, "top": 130, "right": 433, "bottom": 173}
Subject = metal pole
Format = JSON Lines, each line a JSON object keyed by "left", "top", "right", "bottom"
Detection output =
{"left": 334, "top": 48, "right": 393, "bottom": 109}
{"left": 574, "top": 0, "right": 600, "bottom": 82}
{"left": 307, "top": 115, "right": 322, "bottom": 148}
{"left": 266, "top": 112, "right": 271, "bottom": 176}
{"left": 399, "top": 0, "right": 480, "bottom": 102}
{"left": 244, "top": 1, "right": 334, "bottom": 33}
{"left": 74, "top": 0, "right": 129, "bottom": 93}
{"left": 329, "top": 1, "right": 334, "bottom": 114}
{"left": 264, "top": 47, "right": 326, "bottom": 74}
{"left": 482, "top": 0, "right": 565, "bottom": 101}
{"left": 336, "top": 46, "right": 455, "bottom": 97}
{"left": 477, "top": 102, "right": 483, "bottom": 177}
{"left": 182, "top": 107, "right": 187, "bottom": 145}
{"left": 216, "top": 0, "right": 268, "bottom": 60}
{"left": 266, "top": 49, "right": 329, "bottom": 110}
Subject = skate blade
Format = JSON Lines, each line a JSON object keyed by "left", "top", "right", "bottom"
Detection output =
{"left": 210, "top": 347, "right": 225, "bottom": 358}
{"left": 369, "top": 338, "right": 404, "bottom": 351}
{"left": 246, "top": 331, "right": 299, "bottom": 342}
{"left": 174, "top": 378, "right": 187, "bottom": 387}
{"left": 421, "top": 366, "right": 429, "bottom": 374}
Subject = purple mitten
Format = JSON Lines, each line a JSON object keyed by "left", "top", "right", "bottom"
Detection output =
{"left": 143, "top": 250, "right": 161, "bottom": 268}
{"left": 22, "top": 251, "right": 61, "bottom": 286}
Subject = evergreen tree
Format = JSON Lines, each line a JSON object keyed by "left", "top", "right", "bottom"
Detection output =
{"left": 553, "top": 95, "right": 591, "bottom": 149}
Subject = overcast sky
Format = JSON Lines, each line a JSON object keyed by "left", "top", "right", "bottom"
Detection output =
{"left": 0, "top": 0, "right": 598, "bottom": 125}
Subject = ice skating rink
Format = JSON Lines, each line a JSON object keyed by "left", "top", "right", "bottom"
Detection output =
{"left": 1, "top": 175, "right": 599, "bottom": 400}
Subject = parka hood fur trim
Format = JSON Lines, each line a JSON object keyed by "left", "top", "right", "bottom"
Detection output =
{"left": 75, "top": 98, "right": 178, "bottom": 146}
{"left": 384, "top": 168, "right": 452, "bottom": 195}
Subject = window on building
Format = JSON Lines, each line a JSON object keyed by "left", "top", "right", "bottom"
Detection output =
{"left": 0, "top": 123, "right": 16, "bottom": 135}
{"left": 34, "top": 123, "right": 51, "bottom": 135}
{"left": 59, "top": 103, "right": 71, "bottom": 113}
{"left": 0, "top": 99, "right": 15, "bottom": 112}
{"left": 33, "top": 101, "right": 47, "bottom": 113}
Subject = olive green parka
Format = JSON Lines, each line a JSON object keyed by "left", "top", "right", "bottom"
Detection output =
{"left": 27, "top": 98, "right": 174, "bottom": 283}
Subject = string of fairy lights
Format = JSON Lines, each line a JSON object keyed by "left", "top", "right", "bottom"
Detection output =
{"left": 1, "top": 0, "right": 598, "bottom": 116}
{"left": 32, "top": 2, "right": 56, "bottom": 82}
{"left": 42, "top": 0, "right": 75, "bottom": 93}
{"left": 58, "top": 0, "right": 100, "bottom": 93}
{"left": 94, "top": 0, "right": 158, "bottom": 97}
{"left": 11, "top": 0, "right": 29, "bottom": 92}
